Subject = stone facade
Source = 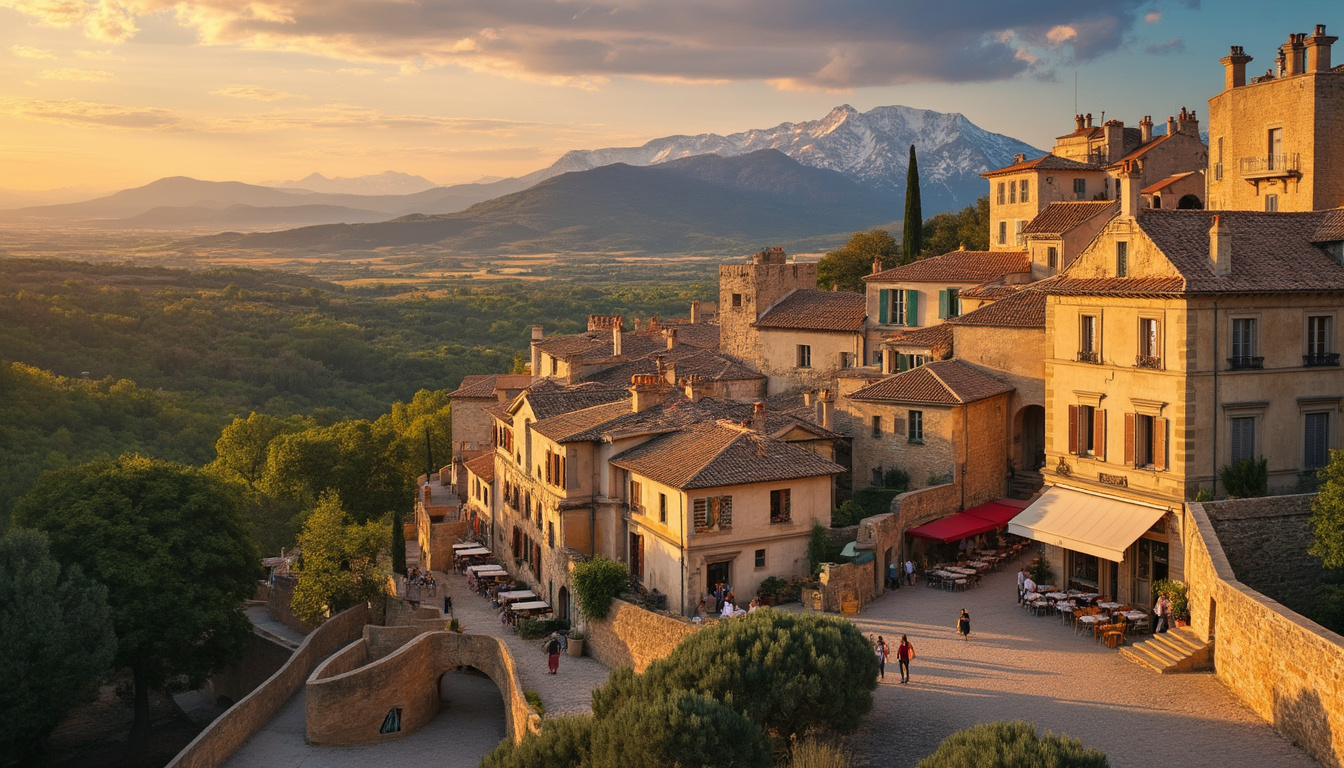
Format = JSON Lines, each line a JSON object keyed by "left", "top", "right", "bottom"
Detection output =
{"left": 755, "top": 326, "right": 864, "bottom": 395}
{"left": 1203, "top": 494, "right": 1328, "bottom": 622}
{"left": 584, "top": 597, "right": 700, "bottom": 673}
{"left": 718, "top": 248, "right": 817, "bottom": 365}
{"left": 815, "top": 560, "right": 876, "bottom": 612}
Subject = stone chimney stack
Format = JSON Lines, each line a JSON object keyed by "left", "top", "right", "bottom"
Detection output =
{"left": 1085, "top": 113, "right": 1093, "bottom": 129}
{"left": 750, "top": 401, "right": 767, "bottom": 432}
{"left": 1177, "top": 108, "right": 1199, "bottom": 137}
{"left": 629, "top": 374, "right": 673, "bottom": 413}
{"left": 872, "top": 258, "right": 883, "bottom": 275}
{"left": 1285, "top": 33, "right": 1307, "bottom": 75}
{"left": 1119, "top": 160, "right": 1142, "bottom": 218}
{"left": 682, "top": 374, "right": 707, "bottom": 402}
{"left": 1074, "top": 114, "right": 1085, "bottom": 131}
{"left": 803, "top": 390, "right": 814, "bottom": 407}
{"left": 612, "top": 323, "right": 623, "bottom": 357}
{"left": 1165, "top": 115, "right": 1176, "bottom": 137}
{"left": 665, "top": 327, "right": 677, "bottom": 350}
{"left": 1102, "top": 120, "right": 1125, "bottom": 164}
{"left": 1221, "top": 45, "right": 1253, "bottom": 89}
{"left": 1013, "top": 152, "right": 1026, "bottom": 163}
{"left": 815, "top": 389, "right": 833, "bottom": 431}
{"left": 1276, "top": 45, "right": 1288, "bottom": 77}
{"left": 1306, "top": 25, "right": 1337, "bottom": 72}
{"left": 1139, "top": 116, "right": 1153, "bottom": 143}
{"left": 689, "top": 300, "right": 701, "bottom": 324}
{"left": 1210, "top": 214, "right": 1232, "bottom": 277}
{"left": 532, "top": 325, "right": 543, "bottom": 341}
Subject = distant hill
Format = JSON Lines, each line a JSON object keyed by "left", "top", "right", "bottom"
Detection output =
{"left": 269, "top": 171, "right": 440, "bottom": 196}
{"left": 112, "top": 203, "right": 392, "bottom": 230}
{"left": 191, "top": 150, "right": 896, "bottom": 255}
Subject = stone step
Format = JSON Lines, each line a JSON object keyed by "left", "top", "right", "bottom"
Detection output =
{"left": 1120, "top": 627, "right": 1211, "bottom": 674}
{"left": 1119, "top": 646, "right": 1169, "bottom": 673}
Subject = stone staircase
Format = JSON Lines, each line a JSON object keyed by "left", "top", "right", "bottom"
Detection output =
{"left": 1007, "top": 470, "right": 1044, "bottom": 500}
{"left": 1120, "top": 626, "right": 1213, "bottom": 673}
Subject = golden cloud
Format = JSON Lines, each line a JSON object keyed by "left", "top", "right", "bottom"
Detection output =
{"left": 38, "top": 67, "right": 115, "bottom": 81}
{"left": 11, "top": 45, "right": 56, "bottom": 59}
{"left": 211, "top": 85, "right": 305, "bottom": 101}
{"left": 0, "top": 97, "right": 182, "bottom": 129}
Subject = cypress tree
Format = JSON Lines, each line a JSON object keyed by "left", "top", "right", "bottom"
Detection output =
{"left": 902, "top": 144, "right": 923, "bottom": 264}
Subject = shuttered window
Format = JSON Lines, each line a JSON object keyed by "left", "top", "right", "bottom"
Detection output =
{"left": 770, "top": 489, "right": 792, "bottom": 523}
{"left": 1230, "top": 417, "right": 1256, "bottom": 464}
{"left": 905, "top": 290, "right": 919, "bottom": 326}
{"left": 693, "top": 496, "right": 732, "bottom": 533}
{"left": 878, "top": 289, "right": 889, "bottom": 324}
{"left": 892, "top": 290, "right": 906, "bottom": 326}
{"left": 1305, "top": 412, "right": 1330, "bottom": 469}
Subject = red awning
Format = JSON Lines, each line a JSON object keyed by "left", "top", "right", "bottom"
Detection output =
{"left": 962, "top": 501, "right": 1022, "bottom": 528}
{"left": 907, "top": 513, "right": 998, "bottom": 544}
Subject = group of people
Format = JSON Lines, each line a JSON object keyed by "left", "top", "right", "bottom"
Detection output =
{"left": 405, "top": 567, "right": 437, "bottom": 598}
{"left": 872, "top": 634, "right": 917, "bottom": 683}
{"left": 886, "top": 559, "right": 917, "bottom": 589}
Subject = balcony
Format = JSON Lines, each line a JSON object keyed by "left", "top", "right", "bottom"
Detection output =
{"left": 1227, "top": 356, "right": 1265, "bottom": 370}
{"left": 1076, "top": 350, "right": 1101, "bottom": 364}
{"left": 1304, "top": 353, "right": 1341, "bottom": 367}
{"left": 1239, "top": 153, "right": 1300, "bottom": 180}
{"left": 1134, "top": 354, "right": 1163, "bottom": 370}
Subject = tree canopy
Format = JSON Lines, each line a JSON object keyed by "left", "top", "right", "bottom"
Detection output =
{"left": 1311, "top": 450, "right": 1344, "bottom": 569}
{"left": 0, "top": 528, "right": 117, "bottom": 761}
{"left": 290, "top": 491, "right": 390, "bottom": 624}
{"left": 12, "top": 455, "right": 259, "bottom": 756}
{"left": 571, "top": 555, "right": 630, "bottom": 620}
{"left": 815, "top": 229, "right": 901, "bottom": 293}
{"left": 921, "top": 196, "right": 990, "bottom": 255}
{"left": 589, "top": 691, "right": 771, "bottom": 768}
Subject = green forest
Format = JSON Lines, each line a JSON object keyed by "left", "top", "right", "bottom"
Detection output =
{"left": 0, "top": 258, "right": 712, "bottom": 531}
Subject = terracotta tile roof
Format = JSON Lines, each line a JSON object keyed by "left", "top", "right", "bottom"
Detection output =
{"left": 585, "top": 348, "right": 763, "bottom": 389}
{"left": 663, "top": 323, "right": 720, "bottom": 349}
{"left": 532, "top": 399, "right": 635, "bottom": 442}
{"left": 1313, "top": 210, "right": 1344, "bottom": 242}
{"left": 521, "top": 387, "right": 630, "bottom": 420}
{"left": 553, "top": 396, "right": 839, "bottom": 444}
{"left": 1021, "top": 201, "right": 1117, "bottom": 235}
{"left": 883, "top": 323, "right": 953, "bottom": 349}
{"left": 1141, "top": 171, "right": 1198, "bottom": 195}
{"left": 1136, "top": 210, "right": 1344, "bottom": 293}
{"left": 448, "top": 374, "right": 534, "bottom": 399}
{"left": 1109, "top": 134, "right": 1172, "bottom": 166}
{"left": 866, "top": 250, "right": 1029, "bottom": 284}
{"left": 959, "top": 276, "right": 1023, "bottom": 300}
{"left": 948, "top": 287, "right": 1047, "bottom": 328}
{"left": 463, "top": 453, "right": 495, "bottom": 483}
{"left": 982, "top": 154, "right": 1103, "bottom": 178}
{"left": 610, "top": 421, "right": 843, "bottom": 490}
{"left": 846, "top": 360, "right": 1013, "bottom": 405}
{"left": 753, "top": 289, "right": 867, "bottom": 332}
{"left": 1037, "top": 276, "right": 1187, "bottom": 297}
{"left": 533, "top": 329, "right": 667, "bottom": 360}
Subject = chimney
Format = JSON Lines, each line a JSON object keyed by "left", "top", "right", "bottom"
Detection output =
{"left": 1074, "top": 114, "right": 1085, "bottom": 131}
{"left": 1286, "top": 33, "right": 1307, "bottom": 76}
{"left": 682, "top": 374, "right": 708, "bottom": 402}
{"left": 665, "top": 327, "right": 677, "bottom": 350}
{"left": 750, "top": 401, "right": 767, "bottom": 432}
{"left": 816, "top": 390, "right": 834, "bottom": 431}
{"left": 1102, "top": 120, "right": 1125, "bottom": 164}
{"left": 629, "top": 374, "right": 673, "bottom": 412}
{"left": 612, "top": 322, "right": 623, "bottom": 356}
{"left": 1276, "top": 45, "right": 1287, "bottom": 77}
{"left": 531, "top": 324, "right": 544, "bottom": 341}
{"left": 1177, "top": 108, "right": 1199, "bottom": 137}
{"left": 1013, "top": 152, "right": 1026, "bottom": 163}
{"left": 655, "top": 355, "right": 666, "bottom": 377}
{"left": 1210, "top": 214, "right": 1232, "bottom": 276}
{"left": 872, "top": 258, "right": 883, "bottom": 275}
{"left": 1119, "top": 160, "right": 1141, "bottom": 218}
{"left": 1221, "top": 45, "right": 1253, "bottom": 89}
{"left": 1306, "top": 25, "right": 1337, "bottom": 72}
{"left": 1166, "top": 115, "right": 1176, "bottom": 138}
{"left": 803, "top": 390, "right": 815, "bottom": 407}
{"left": 689, "top": 300, "right": 701, "bottom": 324}
{"left": 1139, "top": 116, "right": 1153, "bottom": 143}
{"left": 1085, "top": 113, "right": 1093, "bottom": 129}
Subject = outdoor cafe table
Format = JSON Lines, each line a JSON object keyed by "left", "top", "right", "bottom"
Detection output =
{"left": 498, "top": 590, "right": 537, "bottom": 603}
{"left": 1045, "top": 592, "right": 1069, "bottom": 601}
{"left": 1022, "top": 591, "right": 1043, "bottom": 602}
{"left": 947, "top": 567, "right": 977, "bottom": 575}
{"left": 1098, "top": 601, "right": 1123, "bottom": 611}
{"left": 1077, "top": 613, "right": 1106, "bottom": 634}
{"left": 468, "top": 566, "right": 507, "bottom": 577}
{"left": 1118, "top": 610, "right": 1147, "bottom": 622}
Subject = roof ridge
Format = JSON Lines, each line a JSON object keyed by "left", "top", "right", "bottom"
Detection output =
{"left": 923, "top": 361, "right": 965, "bottom": 403}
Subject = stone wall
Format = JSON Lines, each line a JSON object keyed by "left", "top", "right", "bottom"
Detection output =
{"left": 164, "top": 604, "right": 369, "bottom": 768}
{"left": 816, "top": 560, "right": 876, "bottom": 612}
{"left": 305, "top": 630, "right": 540, "bottom": 746}
{"left": 1186, "top": 501, "right": 1344, "bottom": 768}
{"left": 584, "top": 598, "right": 700, "bottom": 673}
{"left": 852, "top": 482, "right": 962, "bottom": 597}
{"left": 263, "top": 575, "right": 317, "bottom": 635}
{"left": 205, "top": 631, "right": 293, "bottom": 707}
{"left": 1204, "top": 494, "right": 1326, "bottom": 618}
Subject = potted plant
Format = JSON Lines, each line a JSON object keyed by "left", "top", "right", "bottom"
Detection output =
{"left": 567, "top": 631, "right": 585, "bottom": 657}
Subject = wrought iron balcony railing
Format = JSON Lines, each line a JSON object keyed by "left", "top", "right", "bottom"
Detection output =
{"left": 1239, "top": 153, "right": 1300, "bottom": 178}
{"left": 1134, "top": 354, "right": 1163, "bottom": 370}
{"left": 1304, "top": 353, "right": 1340, "bottom": 367}
{"left": 1076, "top": 350, "right": 1101, "bottom": 364}
{"left": 1227, "top": 356, "right": 1265, "bottom": 370}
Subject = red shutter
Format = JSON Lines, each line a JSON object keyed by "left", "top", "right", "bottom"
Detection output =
{"left": 1068, "top": 405, "right": 1079, "bottom": 455}
{"left": 1124, "top": 413, "right": 1135, "bottom": 467}
{"left": 638, "top": 535, "right": 646, "bottom": 578}
{"left": 1154, "top": 417, "right": 1168, "bottom": 471}
{"left": 1094, "top": 409, "right": 1107, "bottom": 461}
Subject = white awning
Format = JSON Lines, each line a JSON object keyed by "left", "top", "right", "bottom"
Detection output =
{"left": 1007, "top": 485, "right": 1170, "bottom": 562}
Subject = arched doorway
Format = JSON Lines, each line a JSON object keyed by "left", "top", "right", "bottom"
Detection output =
{"left": 557, "top": 586, "right": 569, "bottom": 621}
{"left": 1177, "top": 194, "right": 1203, "bottom": 209}
{"left": 1018, "top": 405, "right": 1045, "bottom": 470}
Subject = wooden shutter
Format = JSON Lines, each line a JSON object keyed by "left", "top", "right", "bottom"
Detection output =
{"left": 1094, "top": 409, "right": 1107, "bottom": 461}
{"left": 878, "top": 289, "right": 889, "bottom": 324}
{"left": 1068, "top": 405, "right": 1079, "bottom": 455}
{"left": 1124, "top": 413, "right": 1135, "bottom": 467}
{"left": 719, "top": 496, "right": 733, "bottom": 529}
{"left": 898, "top": 354, "right": 910, "bottom": 372}
{"left": 1154, "top": 417, "right": 1168, "bottom": 471}
{"left": 938, "top": 288, "right": 949, "bottom": 319}
{"left": 693, "top": 499, "right": 707, "bottom": 532}
{"left": 906, "top": 291, "right": 919, "bottom": 326}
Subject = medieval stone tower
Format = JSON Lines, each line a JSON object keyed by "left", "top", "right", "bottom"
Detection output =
{"left": 718, "top": 247, "right": 817, "bottom": 365}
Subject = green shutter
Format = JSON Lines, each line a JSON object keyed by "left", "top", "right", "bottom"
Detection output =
{"left": 897, "top": 354, "right": 910, "bottom": 372}
{"left": 878, "top": 289, "right": 889, "bottom": 325}
{"left": 906, "top": 291, "right": 918, "bottom": 326}
{"left": 938, "top": 289, "right": 949, "bottom": 319}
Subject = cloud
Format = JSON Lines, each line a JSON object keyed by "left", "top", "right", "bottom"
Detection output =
{"left": 1144, "top": 11, "right": 1161, "bottom": 23}
{"left": 212, "top": 85, "right": 305, "bottom": 101}
{"left": 202, "top": 104, "right": 544, "bottom": 133}
{"left": 38, "top": 67, "right": 114, "bottom": 81}
{"left": 11, "top": 45, "right": 56, "bottom": 58}
{"left": 0, "top": 0, "right": 1152, "bottom": 89}
{"left": 0, "top": 97, "right": 181, "bottom": 128}
{"left": 1145, "top": 37, "right": 1185, "bottom": 55}
{"left": 76, "top": 48, "right": 123, "bottom": 59}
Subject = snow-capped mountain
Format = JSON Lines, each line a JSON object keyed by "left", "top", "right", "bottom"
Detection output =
{"left": 540, "top": 105, "right": 1040, "bottom": 213}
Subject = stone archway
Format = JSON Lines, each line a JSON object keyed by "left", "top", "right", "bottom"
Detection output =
{"left": 1177, "top": 194, "right": 1203, "bottom": 210}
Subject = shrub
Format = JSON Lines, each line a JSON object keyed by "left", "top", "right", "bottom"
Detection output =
{"left": 571, "top": 555, "right": 629, "bottom": 620}
{"left": 915, "top": 721, "right": 1108, "bottom": 768}
{"left": 830, "top": 499, "right": 865, "bottom": 527}
{"left": 788, "top": 735, "right": 853, "bottom": 768}
{"left": 1153, "top": 579, "right": 1189, "bottom": 621}
{"left": 882, "top": 466, "right": 910, "bottom": 490}
{"left": 1220, "top": 457, "right": 1268, "bottom": 498}
{"left": 809, "top": 522, "right": 843, "bottom": 574}
{"left": 518, "top": 618, "right": 570, "bottom": 640}
{"left": 851, "top": 487, "right": 900, "bottom": 517}
{"left": 589, "top": 691, "right": 770, "bottom": 768}
{"left": 524, "top": 690, "right": 545, "bottom": 715}
{"left": 592, "top": 610, "right": 877, "bottom": 739}
{"left": 480, "top": 715, "right": 592, "bottom": 768}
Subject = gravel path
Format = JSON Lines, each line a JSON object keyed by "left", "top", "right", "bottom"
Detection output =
{"left": 846, "top": 559, "right": 1319, "bottom": 768}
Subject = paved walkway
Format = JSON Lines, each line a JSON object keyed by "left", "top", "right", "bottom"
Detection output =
{"left": 846, "top": 558, "right": 1319, "bottom": 768}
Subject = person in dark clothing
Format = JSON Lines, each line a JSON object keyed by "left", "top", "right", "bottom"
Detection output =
{"left": 896, "top": 635, "right": 914, "bottom": 683}
{"left": 544, "top": 633, "right": 562, "bottom": 674}
{"left": 957, "top": 608, "right": 971, "bottom": 640}
{"left": 444, "top": 595, "right": 453, "bottom": 616}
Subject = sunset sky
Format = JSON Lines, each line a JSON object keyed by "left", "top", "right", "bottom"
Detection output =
{"left": 1, "top": 1, "right": 1338, "bottom": 194}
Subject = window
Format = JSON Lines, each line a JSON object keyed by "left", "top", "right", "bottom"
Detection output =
{"left": 755, "top": 548, "right": 766, "bottom": 568}
{"left": 873, "top": 351, "right": 883, "bottom": 366}
{"left": 891, "top": 290, "right": 907, "bottom": 326}
{"left": 1020, "top": 179, "right": 1030, "bottom": 204}
{"left": 1215, "top": 137, "right": 1224, "bottom": 181}
{"left": 630, "top": 479, "right": 643, "bottom": 514}
{"left": 908, "top": 410, "right": 924, "bottom": 443}
{"left": 1073, "top": 178, "right": 1087, "bottom": 200}
{"left": 1230, "top": 416, "right": 1256, "bottom": 463}
{"left": 1305, "top": 412, "right": 1331, "bottom": 469}
{"left": 1137, "top": 318, "right": 1161, "bottom": 368}
{"left": 998, "top": 221, "right": 1007, "bottom": 245}
{"left": 547, "top": 521, "right": 555, "bottom": 548}
{"left": 997, "top": 182, "right": 1006, "bottom": 205}
{"left": 797, "top": 344, "right": 811, "bottom": 368}
{"left": 938, "top": 287, "right": 960, "bottom": 318}
{"left": 692, "top": 495, "right": 732, "bottom": 533}
{"left": 1230, "top": 318, "right": 1259, "bottom": 368}
{"left": 550, "top": 356, "right": 558, "bottom": 376}
{"left": 1127, "top": 413, "right": 1167, "bottom": 470}
{"left": 1009, "top": 180, "right": 1017, "bottom": 204}
{"left": 770, "top": 489, "right": 792, "bottom": 523}
{"left": 1265, "top": 194, "right": 1279, "bottom": 212}
{"left": 871, "top": 415, "right": 882, "bottom": 438}
{"left": 659, "top": 493, "right": 668, "bottom": 524}
{"left": 1047, "top": 246, "right": 1059, "bottom": 271}
{"left": 1307, "top": 316, "right": 1334, "bottom": 365}
{"left": 871, "top": 467, "right": 883, "bottom": 487}
{"left": 630, "top": 533, "right": 644, "bottom": 578}
{"left": 731, "top": 293, "right": 742, "bottom": 308}
{"left": 1116, "top": 242, "right": 1128, "bottom": 277}
{"left": 1078, "top": 314, "right": 1099, "bottom": 363}
{"left": 1268, "top": 127, "right": 1283, "bottom": 169}
{"left": 1068, "top": 405, "right": 1105, "bottom": 459}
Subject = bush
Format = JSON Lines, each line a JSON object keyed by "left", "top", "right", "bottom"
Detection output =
{"left": 480, "top": 715, "right": 592, "bottom": 768}
{"left": 1027, "top": 556, "right": 1054, "bottom": 585}
{"left": 524, "top": 690, "right": 545, "bottom": 715}
{"left": 1220, "top": 457, "right": 1268, "bottom": 498}
{"left": 592, "top": 610, "right": 877, "bottom": 739}
{"left": 517, "top": 618, "right": 570, "bottom": 640}
{"left": 916, "top": 721, "right": 1107, "bottom": 767}
{"left": 809, "top": 522, "right": 843, "bottom": 574}
{"left": 882, "top": 466, "right": 910, "bottom": 490}
{"left": 589, "top": 691, "right": 770, "bottom": 768}
{"left": 830, "top": 499, "right": 865, "bottom": 527}
{"left": 1153, "top": 579, "right": 1189, "bottom": 621}
{"left": 787, "top": 736, "right": 853, "bottom": 768}
{"left": 571, "top": 555, "right": 629, "bottom": 620}
{"left": 851, "top": 487, "right": 900, "bottom": 517}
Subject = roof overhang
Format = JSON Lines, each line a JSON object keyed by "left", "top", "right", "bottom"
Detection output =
{"left": 1007, "top": 485, "right": 1170, "bottom": 562}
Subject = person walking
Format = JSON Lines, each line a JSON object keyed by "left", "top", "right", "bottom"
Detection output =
{"left": 1017, "top": 567, "right": 1028, "bottom": 604}
{"left": 544, "top": 633, "right": 563, "bottom": 674}
{"left": 896, "top": 635, "right": 914, "bottom": 684}
{"left": 957, "top": 608, "right": 972, "bottom": 640}
{"left": 1154, "top": 593, "right": 1171, "bottom": 633}
{"left": 444, "top": 594, "right": 453, "bottom": 616}
{"left": 874, "top": 636, "right": 889, "bottom": 680}
{"left": 905, "top": 559, "right": 916, "bottom": 586}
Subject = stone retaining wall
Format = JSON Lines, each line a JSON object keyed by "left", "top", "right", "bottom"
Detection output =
{"left": 1186, "top": 501, "right": 1344, "bottom": 768}
{"left": 855, "top": 482, "right": 961, "bottom": 597}
{"left": 585, "top": 598, "right": 700, "bottom": 673}
{"left": 1204, "top": 494, "right": 1326, "bottom": 619}
{"left": 205, "top": 631, "right": 293, "bottom": 707}
{"left": 263, "top": 575, "right": 317, "bottom": 635}
{"left": 305, "top": 630, "right": 540, "bottom": 746}
{"left": 816, "top": 560, "right": 876, "bottom": 612}
{"left": 164, "top": 604, "right": 369, "bottom": 768}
